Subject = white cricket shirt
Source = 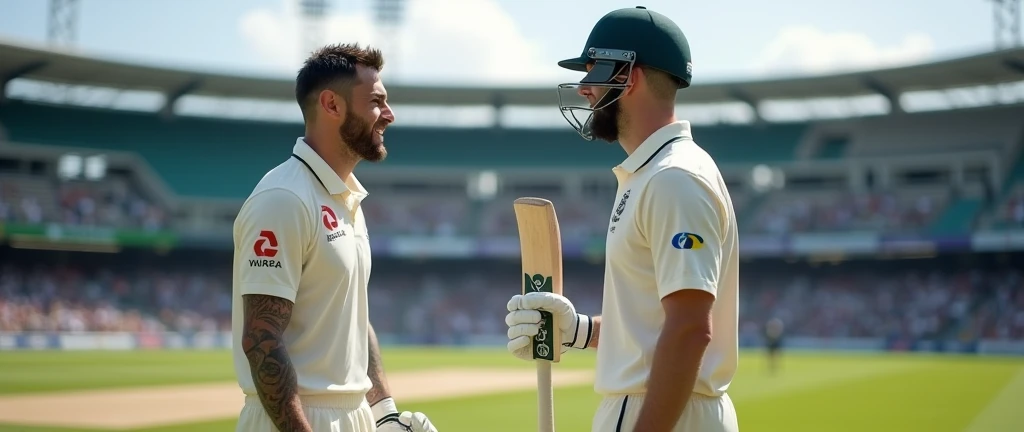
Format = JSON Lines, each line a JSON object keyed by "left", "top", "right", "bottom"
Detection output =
{"left": 595, "top": 120, "right": 740, "bottom": 398}
{"left": 231, "top": 138, "right": 373, "bottom": 398}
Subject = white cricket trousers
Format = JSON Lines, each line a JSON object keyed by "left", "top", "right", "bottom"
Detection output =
{"left": 236, "top": 393, "right": 375, "bottom": 432}
{"left": 592, "top": 392, "right": 739, "bottom": 432}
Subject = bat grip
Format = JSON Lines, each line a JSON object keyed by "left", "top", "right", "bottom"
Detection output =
{"left": 537, "top": 360, "right": 554, "bottom": 432}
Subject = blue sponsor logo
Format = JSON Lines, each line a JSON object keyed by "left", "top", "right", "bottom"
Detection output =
{"left": 671, "top": 232, "right": 704, "bottom": 250}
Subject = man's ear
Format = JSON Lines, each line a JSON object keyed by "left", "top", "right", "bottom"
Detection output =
{"left": 623, "top": 66, "right": 644, "bottom": 97}
{"left": 319, "top": 89, "right": 347, "bottom": 120}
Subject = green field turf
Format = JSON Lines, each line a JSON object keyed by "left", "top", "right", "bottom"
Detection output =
{"left": 0, "top": 348, "right": 1021, "bottom": 432}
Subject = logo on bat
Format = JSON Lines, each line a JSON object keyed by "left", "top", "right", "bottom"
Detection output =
{"left": 536, "top": 344, "right": 550, "bottom": 357}
{"left": 524, "top": 273, "right": 555, "bottom": 360}
{"left": 525, "top": 273, "right": 552, "bottom": 293}
{"left": 535, "top": 319, "right": 551, "bottom": 357}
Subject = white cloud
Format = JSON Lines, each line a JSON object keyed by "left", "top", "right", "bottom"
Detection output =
{"left": 238, "top": 0, "right": 571, "bottom": 85}
{"left": 749, "top": 26, "right": 935, "bottom": 77}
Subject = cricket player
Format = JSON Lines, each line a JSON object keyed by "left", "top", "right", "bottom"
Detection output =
{"left": 765, "top": 317, "right": 784, "bottom": 375}
{"left": 231, "top": 43, "right": 438, "bottom": 432}
{"left": 505, "top": 7, "right": 740, "bottom": 432}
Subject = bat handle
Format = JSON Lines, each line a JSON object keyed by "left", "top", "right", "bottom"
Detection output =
{"left": 537, "top": 360, "right": 554, "bottom": 432}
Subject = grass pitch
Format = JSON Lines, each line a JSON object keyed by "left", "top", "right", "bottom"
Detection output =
{"left": 0, "top": 347, "right": 1021, "bottom": 431}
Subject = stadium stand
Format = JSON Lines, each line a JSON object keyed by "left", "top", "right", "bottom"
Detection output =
{"left": 4, "top": 100, "right": 1021, "bottom": 238}
{"left": 1, "top": 249, "right": 1020, "bottom": 348}
{"left": 0, "top": 101, "right": 808, "bottom": 199}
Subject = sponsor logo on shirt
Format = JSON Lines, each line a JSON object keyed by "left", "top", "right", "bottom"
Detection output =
{"left": 322, "top": 205, "right": 347, "bottom": 242}
{"left": 671, "top": 232, "right": 705, "bottom": 250}
{"left": 322, "top": 205, "right": 339, "bottom": 230}
{"left": 327, "top": 229, "right": 347, "bottom": 242}
{"left": 250, "top": 230, "right": 282, "bottom": 268}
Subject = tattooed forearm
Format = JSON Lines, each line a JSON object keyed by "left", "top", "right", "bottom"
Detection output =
{"left": 242, "top": 294, "right": 311, "bottom": 432}
{"left": 365, "top": 323, "right": 391, "bottom": 405}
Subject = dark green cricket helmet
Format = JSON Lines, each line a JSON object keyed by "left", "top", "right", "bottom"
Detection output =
{"left": 556, "top": 6, "right": 693, "bottom": 140}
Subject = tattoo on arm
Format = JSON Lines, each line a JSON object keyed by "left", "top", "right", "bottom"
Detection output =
{"left": 242, "top": 294, "right": 311, "bottom": 432}
{"left": 366, "top": 323, "right": 391, "bottom": 405}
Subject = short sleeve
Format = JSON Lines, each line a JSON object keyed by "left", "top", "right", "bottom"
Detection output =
{"left": 637, "top": 168, "right": 724, "bottom": 300}
{"left": 233, "top": 188, "right": 311, "bottom": 302}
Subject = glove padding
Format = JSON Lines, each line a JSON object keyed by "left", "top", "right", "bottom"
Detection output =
{"left": 505, "top": 292, "right": 593, "bottom": 361}
{"left": 373, "top": 397, "right": 438, "bottom": 432}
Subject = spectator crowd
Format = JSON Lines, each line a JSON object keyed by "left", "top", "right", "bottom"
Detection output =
{"left": 0, "top": 175, "right": 166, "bottom": 231}
{"left": 5, "top": 172, "right": 1024, "bottom": 238}
{"left": 1, "top": 257, "right": 1020, "bottom": 346}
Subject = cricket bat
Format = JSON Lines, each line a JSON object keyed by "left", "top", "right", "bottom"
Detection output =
{"left": 513, "top": 197, "right": 563, "bottom": 432}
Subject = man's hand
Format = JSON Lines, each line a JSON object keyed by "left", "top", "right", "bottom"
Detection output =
{"left": 372, "top": 397, "right": 438, "bottom": 432}
{"left": 505, "top": 292, "right": 593, "bottom": 361}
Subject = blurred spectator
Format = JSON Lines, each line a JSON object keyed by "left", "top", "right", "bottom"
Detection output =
{"left": 751, "top": 190, "right": 943, "bottom": 235}
{"left": 0, "top": 258, "right": 1020, "bottom": 345}
{"left": 0, "top": 175, "right": 165, "bottom": 230}
{"left": 993, "top": 186, "right": 1024, "bottom": 229}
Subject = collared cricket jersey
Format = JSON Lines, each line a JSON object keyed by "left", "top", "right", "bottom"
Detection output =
{"left": 595, "top": 120, "right": 740, "bottom": 398}
{"left": 231, "top": 137, "right": 373, "bottom": 398}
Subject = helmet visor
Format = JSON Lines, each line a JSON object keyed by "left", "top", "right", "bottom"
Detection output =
{"left": 556, "top": 57, "right": 632, "bottom": 140}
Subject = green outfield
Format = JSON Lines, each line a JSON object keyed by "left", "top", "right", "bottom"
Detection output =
{"left": 0, "top": 347, "right": 1021, "bottom": 431}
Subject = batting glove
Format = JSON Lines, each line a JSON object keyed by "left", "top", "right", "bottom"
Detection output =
{"left": 372, "top": 397, "right": 438, "bottom": 432}
{"left": 505, "top": 292, "right": 594, "bottom": 361}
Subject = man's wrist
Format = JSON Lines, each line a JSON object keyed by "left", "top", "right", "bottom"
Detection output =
{"left": 566, "top": 314, "right": 593, "bottom": 350}
{"left": 371, "top": 397, "right": 400, "bottom": 426}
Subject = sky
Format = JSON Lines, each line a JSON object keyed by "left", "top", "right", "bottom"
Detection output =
{"left": 0, "top": 0, "right": 1014, "bottom": 87}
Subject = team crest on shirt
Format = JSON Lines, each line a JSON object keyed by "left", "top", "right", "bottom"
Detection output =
{"left": 609, "top": 189, "right": 631, "bottom": 233}
{"left": 611, "top": 189, "right": 630, "bottom": 223}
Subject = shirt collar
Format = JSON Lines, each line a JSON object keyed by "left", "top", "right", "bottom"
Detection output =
{"left": 291, "top": 138, "right": 368, "bottom": 200}
{"left": 617, "top": 120, "right": 692, "bottom": 174}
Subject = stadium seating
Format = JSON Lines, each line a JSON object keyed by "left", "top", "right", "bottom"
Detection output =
{"left": 816, "top": 106, "right": 1024, "bottom": 158}
{"left": 747, "top": 186, "right": 949, "bottom": 234}
{"left": 990, "top": 184, "right": 1024, "bottom": 229}
{"left": 0, "top": 172, "right": 163, "bottom": 230}
{"left": 2, "top": 253, "right": 1020, "bottom": 346}
{"left": 3, "top": 100, "right": 1024, "bottom": 237}
{"left": 0, "top": 101, "right": 806, "bottom": 199}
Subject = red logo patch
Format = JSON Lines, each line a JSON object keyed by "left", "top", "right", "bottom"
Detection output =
{"left": 253, "top": 230, "right": 279, "bottom": 257}
{"left": 321, "top": 205, "right": 339, "bottom": 231}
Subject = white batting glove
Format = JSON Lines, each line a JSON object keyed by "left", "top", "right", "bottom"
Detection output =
{"left": 505, "top": 292, "right": 594, "bottom": 361}
{"left": 372, "top": 397, "right": 438, "bottom": 432}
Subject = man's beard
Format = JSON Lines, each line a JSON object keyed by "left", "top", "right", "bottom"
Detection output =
{"left": 339, "top": 114, "right": 387, "bottom": 162}
{"left": 588, "top": 97, "right": 621, "bottom": 143}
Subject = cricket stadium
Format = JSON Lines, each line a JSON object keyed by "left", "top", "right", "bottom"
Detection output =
{"left": 1, "top": 1, "right": 1023, "bottom": 431}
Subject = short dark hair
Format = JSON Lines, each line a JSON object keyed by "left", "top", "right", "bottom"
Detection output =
{"left": 295, "top": 43, "right": 385, "bottom": 120}
{"left": 642, "top": 66, "right": 681, "bottom": 102}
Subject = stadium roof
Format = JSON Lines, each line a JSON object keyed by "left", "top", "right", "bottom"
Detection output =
{"left": 2, "top": 37, "right": 1024, "bottom": 107}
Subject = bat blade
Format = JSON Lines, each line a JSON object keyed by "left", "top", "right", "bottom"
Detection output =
{"left": 513, "top": 196, "right": 562, "bottom": 432}
{"left": 513, "top": 197, "right": 564, "bottom": 363}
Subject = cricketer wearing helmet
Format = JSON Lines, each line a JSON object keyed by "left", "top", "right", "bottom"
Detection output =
{"left": 505, "top": 6, "right": 740, "bottom": 432}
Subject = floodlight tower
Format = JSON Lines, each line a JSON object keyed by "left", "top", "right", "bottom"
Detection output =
{"left": 991, "top": 0, "right": 1022, "bottom": 49}
{"left": 48, "top": 0, "right": 79, "bottom": 47}
{"left": 373, "top": 0, "right": 407, "bottom": 73}
{"left": 299, "top": 0, "right": 329, "bottom": 56}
